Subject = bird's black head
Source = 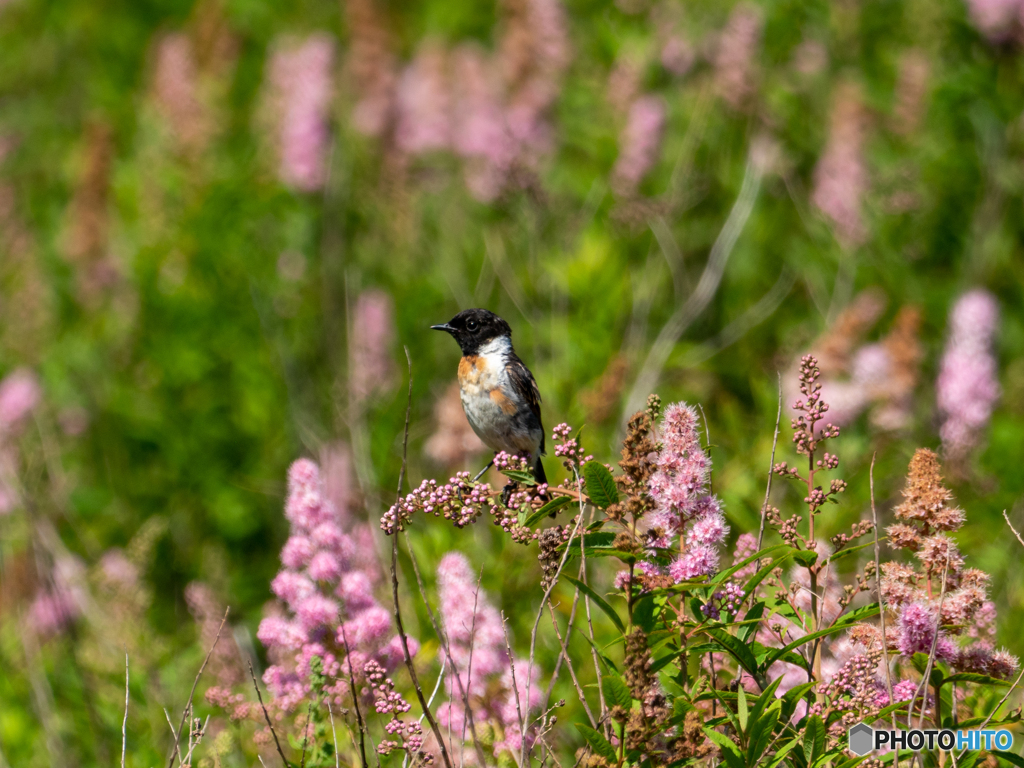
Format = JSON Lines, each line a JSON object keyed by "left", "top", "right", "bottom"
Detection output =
{"left": 431, "top": 309, "right": 512, "bottom": 355}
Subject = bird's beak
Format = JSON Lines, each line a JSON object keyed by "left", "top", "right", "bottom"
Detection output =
{"left": 430, "top": 323, "right": 454, "bottom": 334}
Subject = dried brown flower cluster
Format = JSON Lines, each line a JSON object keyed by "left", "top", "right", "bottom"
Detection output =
{"left": 886, "top": 449, "right": 965, "bottom": 555}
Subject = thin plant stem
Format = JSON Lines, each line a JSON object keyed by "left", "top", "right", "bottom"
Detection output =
{"left": 339, "top": 625, "right": 369, "bottom": 768}
{"left": 167, "top": 607, "right": 229, "bottom": 768}
{"left": 248, "top": 659, "right": 291, "bottom": 768}
{"left": 756, "top": 373, "right": 782, "bottom": 552}
{"left": 521, "top": 510, "right": 586, "bottom": 767}
{"left": 122, "top": 650, "right": 129, "bottom": 768}
{"left": 870, "top": 455, "right": 897, "bottom": 732}
{"left": 391, "top": 348, "right": 454, "bottom": 768}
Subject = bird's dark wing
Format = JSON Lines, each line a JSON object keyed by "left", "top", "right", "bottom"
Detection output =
{"left": 506, "top": 352, "right": 545, "bottom": 454}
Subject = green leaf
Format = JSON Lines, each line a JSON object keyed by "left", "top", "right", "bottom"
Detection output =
{"left": 523, "top": 496, "right": 573, "bottom": 526}
{"left": 566, "top": 577, "right": 626, "bottom": 635}
{"left": 501, "top": 469, "right": 537, "bottom": 486}
{"left": 739, "top": 602, "right": 766, "bottom": 643}
{"left": 992, "top": 751, "right": 1024, "bottom": 768}
{"left": 707, "top": 628, "right": 760, "bottom": 678}
{"left": 792, "top": 550, "right": 819, "bottom": 567}
{"left": 575, "top": 724, "right": 617, "bottom": 762}
{"left": 804, "top": 715, "right": 825, "bottom": 764}
{"left": 704, "top": 728, "right": 746, "bottom": 768}
{"left": 633, "top": 594, "right": 656, "bottom": 632}
{"left": 823, "top": 542, "right": 873, "bottom": 566}
{"left": 583, "top": 461, "right": 618, "bottom": 509}
{"left": 711, "top": 543, "right": 794, "bottom": 586}
{"left": 749, "top": 675, "right": 784, "bottom": 723}
{"left": 747, "top": 704, "right": 781, "bottom": 765}
{"left": 737, "top": 684, "right": 749, "bottom": 733}
{"left": 764, "top": 736, "right": 801, "bottom": 768}
{"left": 911, "top": 653, "right": 929, "bottom": 674}
{"left": 762, "top": 606, "right": 880, "bottom": 671}
{"left": 943, "top": 672, "right": 1012, "bottom": 687}
{"left": 601, "top": 676, "right": 633, "bottom": 710}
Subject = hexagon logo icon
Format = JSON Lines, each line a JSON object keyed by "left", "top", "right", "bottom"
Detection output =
{"left": 848, "top": 722, "right": 873, "bottom": 756}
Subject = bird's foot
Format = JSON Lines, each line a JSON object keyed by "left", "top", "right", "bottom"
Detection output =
{"left": 500, "top": 481, "right": 519, "bottom": 508}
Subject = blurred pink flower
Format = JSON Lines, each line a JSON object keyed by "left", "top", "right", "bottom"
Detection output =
{"left": 258, "top": 458, "right": 409, "bottom": 712}
{"left": 152, "top": 33, "right": 210, "bottom": 153}
{"left": 611, "top": 95, "right": 666, "bottom": 197}
{"left": 394, "top": 41, "right": 451, "bottom": 155}
{"left": 349, "top": 289, "right": 396, "bottom": 406}
{"left": 812, "top": 84, "right": 868, "bottom": 248}
{"left": 437, "top": 551, "right": 540, "bottom": 758}
{"left": 499, "top": 0, "right": 572, "bottom": 160}
{"left": 937, "top": 289, "right": 1001, "bottom": 460}
{"left": 450, "top": 45, "right": 516, "bottom": 201}
{"left": 714, "top": 3, "right": 762, "bottom": 110}
{"left": 965, "top": 0, "right": 1022, "bottom": 41}
{"left": 0, "top": 368, "right": 40, "bottom": 431}
{"left": 320, "top": 441, "right": 354, "bottom": 523}
{"left": 28, "top": 555, "right": 86, "bottom": 638}
{"left": 661, "top": 36, "right": 695, "bottom": 77}
{"left": 266, "top": 34, "right": 335, "bottom": 191}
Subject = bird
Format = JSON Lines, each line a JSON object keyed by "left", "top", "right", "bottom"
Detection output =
{"left": 431, "top": 308, "right": 548, "bottom": 488}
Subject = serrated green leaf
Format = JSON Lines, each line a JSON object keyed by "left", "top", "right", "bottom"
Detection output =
{"left": 707, "top": 628, "right": 760, "bottom": 679}
{"left": 583, "top": 461, "right": 618, "bottom": 508}
{"left": 501, "top": 469, "right": 537, "bottom": 486}
{"left": 523, "top": 495, "right": 573, "bottom": 526}
{"left": 566, "top": 577, "right": 626, "bottom": 635}
{"left": 575, "top": 724, "right": 617, "bottom": 762}
{"left": 747, "top": 705, "right": 780, "bottom": 765}
{"left": 792, "top": 550, "right": 819, "bottom": 567}
{"left": 601, "top": 676, "right": 632, "bottom": 710}
{"left": 804, "top": 715, "right": 825, "bottom": 764}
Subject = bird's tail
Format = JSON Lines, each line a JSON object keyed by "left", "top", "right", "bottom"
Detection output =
{"left": 533, "top": 456, "right": 548, "bottom": 487}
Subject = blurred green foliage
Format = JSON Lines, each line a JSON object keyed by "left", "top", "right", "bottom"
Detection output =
{"left": 1, "top": 0, "right": 1024, "bottom": 763}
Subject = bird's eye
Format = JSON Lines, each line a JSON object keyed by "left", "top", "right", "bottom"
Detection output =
{"left": 466, "top": 320, "right": 479, "bottom": 332}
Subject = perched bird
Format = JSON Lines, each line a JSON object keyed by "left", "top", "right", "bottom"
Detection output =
{"left": 431, "top": 309, "right": 547, "bottom": 486}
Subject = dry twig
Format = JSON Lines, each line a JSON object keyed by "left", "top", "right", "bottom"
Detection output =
{"left": 167, "top": 607, "right": 229, "bottom": 768}
{"left": 391, "top": 348, "right": 454, "bottom": 768}
{"left": 248, "top": 659, "right": 291, "bottom": 767}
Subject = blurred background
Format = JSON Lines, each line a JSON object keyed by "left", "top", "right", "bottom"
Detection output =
{"left": 1, "top": 0, "right": 1023, "bottom": 763}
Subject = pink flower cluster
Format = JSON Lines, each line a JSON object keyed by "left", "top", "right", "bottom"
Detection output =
{"left": 811, "top": 84, "right": 868, "bottom": 249}
{"left": 265, "top": 34, "right": 335, "bottom": 192}
{"left": 436, "top": 552, "right": 540, "bottom": 759}
{"left": 256, "top": 458, "right": 410, "bottom": 711}
{"left": 381, "top": 472, "right": 497, "bottom": 535}
{"left": 936, "top": 289, "right": 1000, "bottom": 460}
{"left": 611, "top": 95, "right": 666, "bottom": 197}
{"left": 552, "top": 422, "right": 593, "bottom": 473}
{"left": 646, "top": 403, "right": 727, "bottom": 582}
